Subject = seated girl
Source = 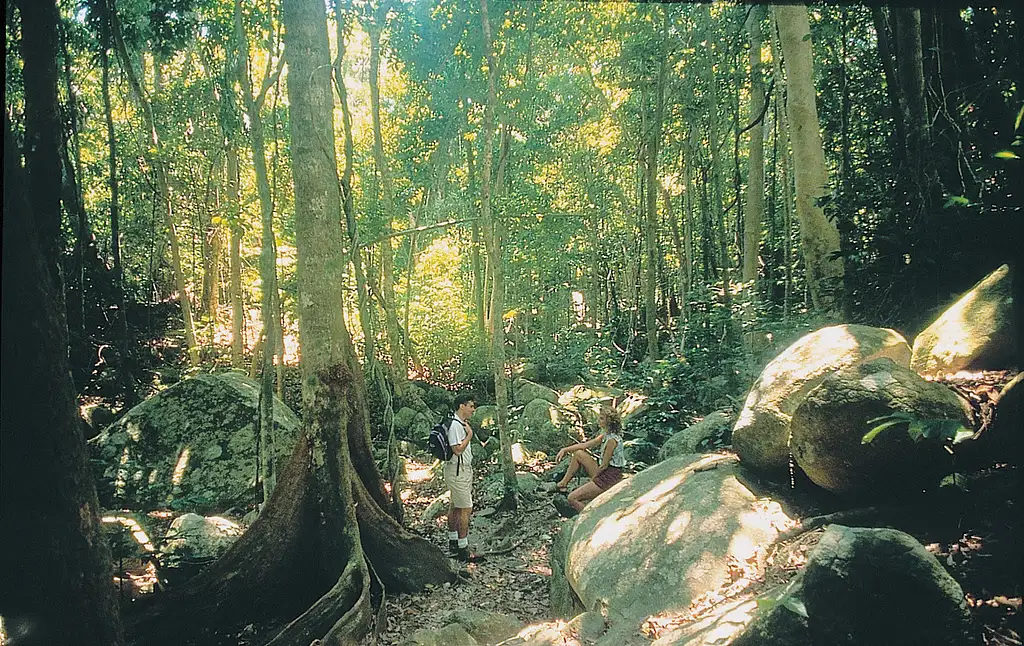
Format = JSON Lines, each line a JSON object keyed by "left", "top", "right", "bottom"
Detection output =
{"left": 552, "top": 408, "right": 626, "bottom": 515}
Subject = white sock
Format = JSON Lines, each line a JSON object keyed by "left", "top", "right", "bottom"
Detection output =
{"left": 448, "top": 531, "right": 459, "bottom": 541}
{"left": 458, "top": 537, "right": 468, "bottom": 548}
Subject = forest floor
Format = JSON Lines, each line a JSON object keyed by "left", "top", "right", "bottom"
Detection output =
{"left": 369, "top": 454, "right": 569, "bottom": 644}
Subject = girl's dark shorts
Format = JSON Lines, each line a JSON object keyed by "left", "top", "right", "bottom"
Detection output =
{"left": 594, "top": 466, "right": 624, "bottom": 491}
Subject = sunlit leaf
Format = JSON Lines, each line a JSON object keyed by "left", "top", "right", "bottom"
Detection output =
{"left": 993, "top": 150, "right": 1019, "bottom": 160}
{"left": 862, "top": 419, "right": 909, "bottom": 444}
{"left": 782, "top": 595, "right": 809, "bottom": 618}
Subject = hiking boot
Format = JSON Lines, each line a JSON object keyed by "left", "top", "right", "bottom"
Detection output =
{"left": 455, "top": 547, "right": 484, "bottom": 563}
{"left": 552, "top": 494, "right": 578, "bottom": 518}
{"left": 448, "top": 539, "right": 459, "bottom": 555}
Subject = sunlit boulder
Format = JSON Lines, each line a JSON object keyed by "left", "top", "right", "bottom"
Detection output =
{"left": 559, "top": 453, "right": 792, "bottom": 638}
{"left": 790, "top": 358, "right": 970, "bottom": 497}
{"left": 731, "top": 324, "right": 911, "bottom": 477}
{"left": 513, "top": 378, "right": 560, "bottom": 406}
{"left": 911, "top": 264, "right": 1017, "bottom": 377}
{"left": 89, "top": 371, "right": 300, "bottom": 510}
{"left": 470, "top": 404, "right": 499, "bottom": 441}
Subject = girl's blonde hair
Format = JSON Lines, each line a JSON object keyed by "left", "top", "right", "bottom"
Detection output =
{"left": 600, "top": 408, "right": 622, "bottom": 433}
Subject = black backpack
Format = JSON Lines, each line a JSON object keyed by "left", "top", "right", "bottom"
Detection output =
{"left": 428, "top": 418, "right": 455, "bottom": 462}
{"left": 428, "top": 418, "right": 464, "bottom": 474}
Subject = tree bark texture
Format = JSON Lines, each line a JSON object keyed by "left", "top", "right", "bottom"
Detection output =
{"left": 3, "top": 86, "right": 124, "bottom": 646}
{"left": 774, "top": 4, "right": 844, "bottom": 314}
{"left": 744, "top": 6, "right": 766, "bottom": 287}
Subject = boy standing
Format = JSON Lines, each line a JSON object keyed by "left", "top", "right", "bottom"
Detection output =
{"left": 445, "top": 393, "right": 481, "bottom": 562}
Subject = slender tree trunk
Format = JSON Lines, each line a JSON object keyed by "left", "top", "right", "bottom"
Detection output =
{"left": 367, "top": 16, "right": 407, "bottom": 381}
{"left": 774, "top": 4, "right": 844, "bottom": 315}
{"left": 872, "top": 7, "right": 907, "bottom": 167}
{"left": 744, "top": 6, "right": 766, "bottom": 287}
{"left": 227, "top": 147, "right": 244, "bottom": 368}
{"left": 99, "top": 25, "right": 135, "bottom": 405}
{"left": 3, "top": 6, "right": 124, "bottom": 639}
{"left": 642, "top": 6, "right": 668, "bottom": 362}
{"left": 110, "top": 10, "right": 200, "bottom": 366}
{"left": 466, "top": 129, "right": 486, "bottom": 336}
{"left": 234, "top": 0, "right": 282, "bottom": 500}
{"left": 332, "top": 1, "right": 375, "bottom": 362}
{"left": 479, "top": 0, "right": 517, "bottom": 510}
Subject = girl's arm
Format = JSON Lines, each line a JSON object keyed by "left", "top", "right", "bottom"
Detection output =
{"left": 556, "top": 434, "right": 603, "bottom": 462}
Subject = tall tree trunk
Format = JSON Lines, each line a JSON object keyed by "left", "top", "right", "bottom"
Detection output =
{"left": 871, "top": 7, "right": 907, "bottom": 167}
{"left": 2, "top": 10, "right": 124, "bottom": 640}
{"left": 744, "top": 6, "right": 766, "bottom": 287}
{"left": 774, "top": 4, "right": 844, "bottom": 315}
{"left": 367, "top": 15, "right": 407, "bottom": 382}
{"left": 130, "top": 2, "right": 453, "bottom": 642}
{"left": 234, "top": 0, "right": 283, "bottom": 501}
{"left": 227, "top": 147, "right": 244, "bottom": 368}
{"left": 466, "top": 130, "right": 486, "bottom": 336}
{"left": 110, "top": 10, "right": 200, "bottom": 366}
{"left": 100, "top": 19, "right": 135, "bottom": 405}
{"left": 332, "top": 1, "right": 375, "bottom": 362}
{"left": 643, "top": 6, "right": 668, "bottom": 362}
{"left": 479, "top": 0, "right": 517, "bottom": 510}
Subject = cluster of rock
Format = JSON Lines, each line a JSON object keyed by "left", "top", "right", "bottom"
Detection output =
{"left": 528, "top": 264, "right": 1017, "bottom": 645}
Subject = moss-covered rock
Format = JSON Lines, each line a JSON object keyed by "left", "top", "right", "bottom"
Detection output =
{"left": 89, "top": 371, "right": 300, "bottom": 510}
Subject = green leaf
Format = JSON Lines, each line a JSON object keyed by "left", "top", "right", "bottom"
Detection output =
{"left": 802, "top": 33, "right": 812, "bottom": 42}
{"left": 1015, "top": 104, "right": 1023, "bottom": 132}
{"left": 943, "top": 195, "right": 970, "bottom": 208}
{"left": 862, "top": 419, "right": 909, "bottom": 444}
{"left": 782, "top": 595, "right": 809, "bottom": 618}
{"left": 994, "top": 150, "right": 1019, "bottom": 160}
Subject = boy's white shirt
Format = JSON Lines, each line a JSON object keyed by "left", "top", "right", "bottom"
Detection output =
{"left": 447, "top": 417, "right": 472, "bottom": 465}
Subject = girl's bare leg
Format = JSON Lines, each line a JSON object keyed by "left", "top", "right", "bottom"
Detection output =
{"left": 557, "top": 450, "right": 600, "bottom": 489}
{"left": 568, "top": 481, "right": 603, "bottom": 511}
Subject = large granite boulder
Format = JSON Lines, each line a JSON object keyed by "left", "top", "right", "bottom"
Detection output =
{"left": 445, "top": 609, "right": 521, "bottom": 645}
{"left": 653, "top": 525, "right": 971, "bottom": 646}
{"left": 791, "top": 358, "right": 970, "bottom": 497}
{"left": 90, "top": 371, "right": 300, "bottom": 509}
{"left": 517, "top": 398, "right": 581, "bottom": 455}
{"left": 911, "top": 264, "right": 1017, "bottom": 376}
{"left": 513, "top": 378, "right": 560, "bottom": 406}
{"left": 561, "top": 453, "right": 792, "bottom": 632}
{"left": 732, "top": 324, "right": 911, "bottom": 477}
{"left": 161, "top": 513, "right": 243, "bottom": 563}
{"left": 659, "top": 410, "right": 734, "bottom": 461}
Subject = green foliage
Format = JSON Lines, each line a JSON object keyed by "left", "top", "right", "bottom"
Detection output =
{"left": 862, "top": 413, "right": 973, "bottom": 446}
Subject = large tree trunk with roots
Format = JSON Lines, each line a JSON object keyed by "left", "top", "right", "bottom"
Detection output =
{"left": 2, "top": 5, "right": 124, "bottom": 641}
{"left": 129, "top": 0, "right": 454, "bottom": 642}
{"left": 774, "top": 4, "right": 844, "bottom": 315}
